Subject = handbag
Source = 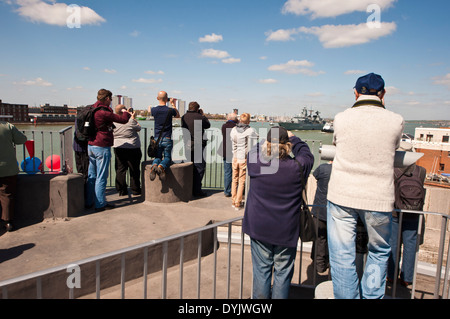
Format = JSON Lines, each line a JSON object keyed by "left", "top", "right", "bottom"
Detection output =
{"left": 295, "top": 159, "right": 317, "bottom": 242}
{"left": 148, "top": 110, "right": 172, "bottom": 158}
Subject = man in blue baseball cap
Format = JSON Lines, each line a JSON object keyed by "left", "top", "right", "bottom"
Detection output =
{"left": 354, "top": 72, "right": 386, "bottom": 97}
{"left": 326, "top": 72, "right": 404, "bottom": 299}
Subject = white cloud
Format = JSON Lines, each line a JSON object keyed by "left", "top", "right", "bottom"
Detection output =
{"left": 259, "top": 79, "right": 278, "bottom": 84}
{"left": 14, "top": 77, "right": 52, "bottom": 87}
{"left": 200, "top": 49, "right": 240, "bottom": 64}
{"left": 298, "top": 22, "right": 397, "bottom": 48}
{"left": 199, "top": 33, "right": 223, "bottom": 43}
{"left": 344, "top": 70, "right": 366, "bottom": 75}
{"left": 145, "top": 70, "right": 165, "bottom": 75}
{"left": 200, "top": 49, "right": 230, "bottom": 59}
{"left": 385, "top": 86, "right": 401, "bottom": 95}
{"left": 433, "top": 73, "right": 450, "bottom": 89}
{"left": 82, "top": 67, "right": 91, "bottom": 71}
{"left": 103, "top": 69, "right": 117, "bottom": 74}
{"left": 265, "top": 28, "right": 298, "bottom": 42}
{"left": 132, "top": 78, "right": 163, "bottom": 84}
{"left": 282, "top": 0, "right": 397, "bottom": 19}
{"left": 222, "top": 58, "right": 241, "bottom": 64}
{"left": 130, "top": 30, "right": 140, "bottom": 37}
{"left": 266, "top": 23, "right": 396, "bottom": 48}
{"left": 306, "top": 92, "right": 324, "bottom": 97}
{"left": 268, "top": 60, "right": 324, "bottom": 76}
{"left": 11, "top": 0, "right": 105, "bottom": 27}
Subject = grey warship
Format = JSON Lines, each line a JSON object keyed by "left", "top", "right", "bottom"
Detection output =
{"left": 278, "top": 107, "right": 326, "bottom": 131}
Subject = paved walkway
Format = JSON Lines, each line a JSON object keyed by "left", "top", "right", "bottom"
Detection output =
{"left": 0, "top": 189, "right": 243, "bottom": 282}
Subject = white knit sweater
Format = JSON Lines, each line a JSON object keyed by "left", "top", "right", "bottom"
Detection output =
{"left": 327, "top": 96, "right": 404, "bottom": 212}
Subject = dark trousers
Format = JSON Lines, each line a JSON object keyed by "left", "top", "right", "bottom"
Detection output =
{"left": 0, "top": 175, "right": 18, "bottom": 222}
{"left": 75, "top": 151, "right": 89, "bottom": 183}
{"left": 114, "top": 147, "right": 142, "bottom": 195}
{"left": 311, "top": 217, "right": 329, "bottom": 273}
{"left": 190, "top": 149, "right": 206, "bottom": 195}
{"left": 75, "top": 150, "right": 89, "bottom": 199}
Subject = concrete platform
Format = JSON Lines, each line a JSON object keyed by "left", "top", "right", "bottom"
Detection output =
{"left": 0, "top": 189, "right": 243, "bottom": 283}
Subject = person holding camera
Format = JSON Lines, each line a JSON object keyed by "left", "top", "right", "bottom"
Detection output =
{"left": 150, "top": 91, "right": 180, "bottom": 181}
{"left": 86, "top": 89, "right": 131, "bottom": 212}
{"left": 181, "top": 101, "right": 211, "bottom": 197}
{"left": 242, "top": 127, "right": 314, "bottom": 299}
{"left": 113, "top": 104, "right": 142, "bottom": 196}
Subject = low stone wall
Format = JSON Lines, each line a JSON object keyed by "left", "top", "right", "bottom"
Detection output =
{"left": 14, "top": 174, "right": 84, "bottom": 227}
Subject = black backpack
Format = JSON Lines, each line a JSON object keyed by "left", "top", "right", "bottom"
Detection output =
{"left": 75, "top": 105, "right": 108, "bottom": 143}
{"left": 394, "top": 165, "right": 426, "bottom": 211}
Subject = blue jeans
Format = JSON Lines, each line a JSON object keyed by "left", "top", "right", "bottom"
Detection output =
{"left": 327, "top": 201, "right": 392, "bottom": 299}
{"left": 250, "top": 238, "right": 297, "bottom": 299}
{"left": 86, "top": 145, "right": 111, "bottom": 209}
{"left": 223, "top": 159, "right": 232, "bottom": 196}
{"left": 152, "top": 137, "right": 173, "bottom": 169}
{"left": 388, "top": 214, "right": 420, "bottom": 283}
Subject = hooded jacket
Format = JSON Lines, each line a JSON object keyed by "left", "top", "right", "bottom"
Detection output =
{"left": 230, "top": 124, "right": 259, "bottom": 163}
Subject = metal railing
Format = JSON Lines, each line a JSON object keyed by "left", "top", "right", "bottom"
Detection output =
{"left": 1, "top": 208, "right": 449, "bottom": 299}
{"left": 17, "top": 126, "right": 323, "bottom": 191}
{"left": 17, "top": 126, "right": 74, "bottom": 174}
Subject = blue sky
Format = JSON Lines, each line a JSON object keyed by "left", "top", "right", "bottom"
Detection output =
{"left": 0, "top": 0, "right": 449, "bottom": 120}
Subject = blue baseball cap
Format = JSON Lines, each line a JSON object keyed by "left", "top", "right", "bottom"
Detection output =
{"left": 354, "top": 73, "right": 385, "bottom": 95}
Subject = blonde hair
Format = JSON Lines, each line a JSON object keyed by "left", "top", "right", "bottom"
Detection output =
{"left": 240, "top": 113, "right": 251, "bottom": 124}
{"left": 261, "top": 141, "right": 292, "bottom": 160}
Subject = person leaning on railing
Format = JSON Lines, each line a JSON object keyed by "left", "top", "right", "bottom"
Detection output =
{"left": 242, "top": 127, "right": 314, "bottom": 299}
{"left": 0, "top": 120, "right": 27, "bottom": 232}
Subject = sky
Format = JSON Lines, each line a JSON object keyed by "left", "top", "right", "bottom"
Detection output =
{"left": 0, "top": 0, "right": 449, "bottom": 120}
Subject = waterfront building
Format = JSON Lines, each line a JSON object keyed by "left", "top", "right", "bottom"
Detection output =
{"left": 29, "top": 103, "right": 75, "bottom": 123}
{"left": 112, "top": 95, "right": 133, "bottom": 110}
{"left": 413, "top": 127, "right": 450, "bottom": 181}
{"left": 0, "top": 99, "right": 29, "bottom": 123}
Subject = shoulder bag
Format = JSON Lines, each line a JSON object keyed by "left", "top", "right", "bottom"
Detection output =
{"left": 295, "top": 159, "right": 317, "bottom": 242}
{"left": 148, "top": 110, "right": 172, "bottom": 158}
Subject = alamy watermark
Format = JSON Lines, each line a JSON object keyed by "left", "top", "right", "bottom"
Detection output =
{"left": 66, "top": 264, "right": 81, "bottom": 289}
{"left": 367, "top": 4, "right": 382, "bottom": 29}
{"left": 66, "top": 4, "right": 81, "bottom": 29}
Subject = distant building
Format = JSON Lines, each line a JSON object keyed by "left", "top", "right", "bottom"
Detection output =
{"left": 414, "top": 127, "right": 450, "bottom": 176}
{"left": 123, "top": 96, "right": 133, "bottom": 109}
{"left": 177, "top": 99, "right": 186, "bottom": 117}
{"left": 0, "top": 99, "right": 29, "bottom": 123}
{"left": 112, "top": 95, "right": 133, "bottom": 110}
{"left": 29, "top": 103, "right": 75, "bottom": 123}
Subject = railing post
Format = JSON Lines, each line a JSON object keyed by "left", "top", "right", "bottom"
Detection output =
{"left": 434, "top": 216, "right": 448, "bottom": 299}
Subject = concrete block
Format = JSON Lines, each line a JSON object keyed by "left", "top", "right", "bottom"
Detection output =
{"left": 15, "top": 174, "right": 84, "bottom": 225}
{"left": 143, "top": 162, "right": 193, "bottom": 203}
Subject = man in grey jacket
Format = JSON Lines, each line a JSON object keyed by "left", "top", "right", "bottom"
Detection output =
{"left": 327, "top": 73, "right": 404, "bottom": 299}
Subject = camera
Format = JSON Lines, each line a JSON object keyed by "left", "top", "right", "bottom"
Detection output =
{"left": 128, "top": 108, "right": 134, "bottom": 113}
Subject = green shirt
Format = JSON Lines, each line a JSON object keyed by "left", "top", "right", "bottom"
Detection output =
{"left": 0, "top": 122, "right": 27, "bottom": 177}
